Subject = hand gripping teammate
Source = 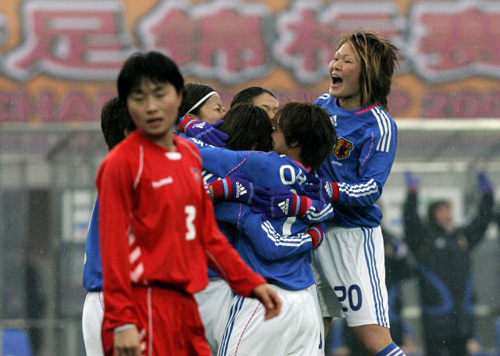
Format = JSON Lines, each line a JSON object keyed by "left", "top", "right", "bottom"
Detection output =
{"left": 96, "top": 51, "right": 281, "bottom": 356}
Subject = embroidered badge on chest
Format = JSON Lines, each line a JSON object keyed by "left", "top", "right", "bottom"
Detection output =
{"left": 334, "top": 137, "right": 354, "bottom": 160}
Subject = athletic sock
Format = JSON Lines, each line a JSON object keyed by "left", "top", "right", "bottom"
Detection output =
{"left": 374, "top": 342, "right": 406, "bottom": 356}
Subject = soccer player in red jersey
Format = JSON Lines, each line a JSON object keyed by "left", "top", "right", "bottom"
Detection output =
{"left": 96, "top": 51, "right": 281, "bottom": 356}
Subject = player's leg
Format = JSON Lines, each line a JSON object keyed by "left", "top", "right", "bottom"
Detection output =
{"left": 314, "top": 225, "right": 405, "bottom": 356}
{"left": 82, "top": 291, "right": 105, "bottom": 356}
{"left": 195, "top": 278, "right": 233, "bottom": 354}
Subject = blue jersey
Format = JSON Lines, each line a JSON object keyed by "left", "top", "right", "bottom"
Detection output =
{"left": 82, "top": 197, "right": 103, "bottom": 292}
{"left": 215, "top": 202, "right": 316, "bottom": 290}
{"left": 316, "top": 94, "right": 398, "bottom": 228}
{"left": 199, "top": 145, "right": 334, "bottom": 290}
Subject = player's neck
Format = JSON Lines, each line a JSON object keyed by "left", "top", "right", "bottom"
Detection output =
{"left": 148, "top": 128, "right": 177, "bottom": 151}
{"left": 287, "top": 147, "right": 302, "bottom": 166}
{"left": 338, "top": 95, "right": 362, "bottom": 111}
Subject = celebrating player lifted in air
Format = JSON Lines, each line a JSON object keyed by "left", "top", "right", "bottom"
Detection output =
{"left": 95, "top": 51, "right": 281, "bottom": 356}
{"left": 309, "top": 30, "right": 405, "bottom": 356}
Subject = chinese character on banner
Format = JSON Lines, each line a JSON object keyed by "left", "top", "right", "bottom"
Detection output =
{"left": 410, "top": 1, "right": 500, "bottom": 81}
{"left": 274, "top": 3, "right": 337, "bottom": 83}
{"left": 322, "top": 3, "right": 408, "bottom": 73}
{"left": 4, "top": 1, "right": 136, "bottom": 81}
{"left": 138, "top": 2, "right": 197, "bottom": 67}
{"left": 139, "top": 1, "right": 270, "bottom": 83}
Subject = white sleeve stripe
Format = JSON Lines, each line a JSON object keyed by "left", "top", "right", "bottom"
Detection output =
{"left": 339, "top": 186, "right": 379, "bottom": 198}
{"left": 133, "top": 145, "right": 144, "bottom": 189}
{"left": 374, "top": 109, "right": 385, "bottom": 152}
{"left": 262, "top": 223, "right": 310, "bottom": 246}
{"left": 378, "top": 107, "right": 389, "bottom": 152}
{"left": 338, "top": 180, "right": 380, "bottom": 198}
{"left": 261, "top": 221, "right": 311, "bottom": 247}
{"left": 379, "top": 108, "right": 393, "bottom": 153}
{"left": 305, "top": 205, "right": 334, "bottom": 221}
{"left": 338, "top": 179, "right": 377, "bottom": 193}
{"left": 372, "top": 107, "right": 391, "bottom": 153}
{"left": 339, "top": 184, "right": 377, "bottom": 194}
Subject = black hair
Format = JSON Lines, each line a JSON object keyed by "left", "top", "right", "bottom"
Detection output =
{"left": 428, "top": 200, "right": 451, "bottom": 226}
{"left": 273, "top": 102, "right": 336, "bottom": 172}
{"left": 218, "top": 104, "right": 273, "bottom": 152}
{"left": 100, "top": 96, "right": 134, "bottom": 150}
{"left": 337, "top": 29, "right": 399, "bottom": 111}
{"left": 117, "top": 51, "right": 184, "bottom": 102}
{"left": 230, "top": 87, "right": 276, "bottom": 108}
{"left": 178, "top": 83, "right": 217, "bottom": 118}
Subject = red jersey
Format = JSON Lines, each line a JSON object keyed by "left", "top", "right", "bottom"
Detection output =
{"left": 96, "top": 131, "right": 265, "bottom": 330}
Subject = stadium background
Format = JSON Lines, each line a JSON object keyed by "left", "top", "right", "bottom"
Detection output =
{"left": 0, "top": 0, "right": 499, "bottom": 355}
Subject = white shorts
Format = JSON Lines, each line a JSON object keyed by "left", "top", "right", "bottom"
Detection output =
{"left": 314, "top": 225, "right": 390, "bottom": 328}
{"left": 312, "top": 260, "right": 343, "bottom": 320}
{"left": 217, "top": 284, "right": 324, "bottom": 356}
{"left": 195, "top": 279, "right": 233, "bottom": 355}
{"left": 82, "top": 291, "right": 105, "bottom": 356}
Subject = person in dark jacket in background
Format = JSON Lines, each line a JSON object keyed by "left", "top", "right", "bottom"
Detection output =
{"left": 403, "top": 171, "right": 494, "bottom": 356}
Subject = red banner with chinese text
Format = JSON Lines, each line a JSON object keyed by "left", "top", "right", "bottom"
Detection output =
{"left": 0, "top": 0, "right": 499, "bottom": 123}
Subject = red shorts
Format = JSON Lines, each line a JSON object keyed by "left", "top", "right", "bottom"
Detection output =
{"left": 102, "top": 286, "right": 211, "bottom": 356}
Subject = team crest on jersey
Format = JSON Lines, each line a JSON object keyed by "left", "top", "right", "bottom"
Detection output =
{"left": 334, "top": 138, "right": 354, "bottom": 160}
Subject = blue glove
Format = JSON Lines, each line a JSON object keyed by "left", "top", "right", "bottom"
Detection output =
{"left": 405, "top": 171, "right": 419, "bottom": 193}
{"left": 209, "top": 173, "right": 270, "bottom": 206}
{"left": 304, "top": 175, "right": 335, "bottom": 203}
{"left": 250, "top": 190, "right": 313, "bottom": 219}
{"left": 478, "top": 171, "right": 494, "bottom": 194}
{"left": 178, "top": 115, "right": 229, "bottom": 147}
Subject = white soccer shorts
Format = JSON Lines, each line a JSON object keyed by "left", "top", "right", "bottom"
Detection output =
{"left": 217, "top": 284, "right": 325, "bottom": 356}
{"left": 82, "top": 291, "right": 105, "bottom": 356}
{"left": 195, "top": 278, "right": 233, "bottom": 355}
{"left": 312, "top": 260, "right": 343, "bottom": 320}
{"left": 314, "top": 225, "right": 390, "bottom": 328}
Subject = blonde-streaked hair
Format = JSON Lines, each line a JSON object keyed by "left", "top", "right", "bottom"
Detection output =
{"left": 336, "top": 29, "right": 399, "bottom": 111}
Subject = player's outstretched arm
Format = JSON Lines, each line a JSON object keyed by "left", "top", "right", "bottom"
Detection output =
{"left": 251, "top": 284, "right": 282, "bottom": 320}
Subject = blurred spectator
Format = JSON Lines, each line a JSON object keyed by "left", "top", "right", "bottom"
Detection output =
{"left": 403, "top": 171, "right": 494, "bottom": 356}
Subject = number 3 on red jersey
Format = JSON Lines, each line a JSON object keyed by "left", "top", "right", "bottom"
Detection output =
{"left": 185, "top": 205, "right": 196, "bottom": 240}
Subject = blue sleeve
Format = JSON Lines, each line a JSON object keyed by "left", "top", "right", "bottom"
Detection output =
{"left": 301, "top": 201, "right": 334, "bottom": 224}
{"left": 336, "top": 120, "right": 397, "bottom": 207}
{"left": 82, "top": 197, "right": 103, "bottom": 291}
{"left": 215, "top": 203, "right": 314, "bottom": 262}
{"left": 200, "top": 146, "right": 250, "bottom": 177}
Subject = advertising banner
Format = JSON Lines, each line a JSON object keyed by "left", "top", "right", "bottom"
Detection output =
{"left": 0, "top": 0, "right": 499, "bottom": 123}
